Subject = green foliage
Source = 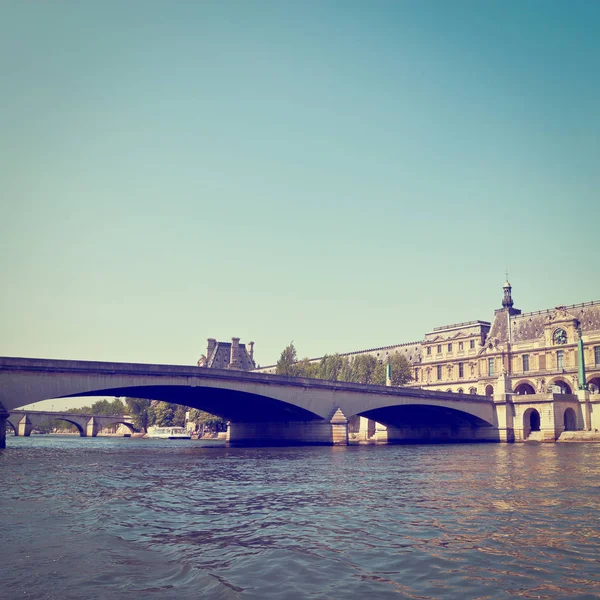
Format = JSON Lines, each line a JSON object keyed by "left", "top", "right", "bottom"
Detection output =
{"left": 276, "top": 342, "right": 298, "bottom": 376}
{"left": 125, "top": 398, "right": 151, "bottom": 432}
{"left": 68, "top": 398, "right": 126, "bottom": 416}
{"left": 275, "top": 344, "right": 414, "bottom": 386}
{"left": 172, "top": 405, "right": 187, "bottom": 427}
{"left": 188, "top": 408, "right": 227, "bottom": 433}
{"left": 387, "top": 353, "right": 413, "bottom": 386}
{"left": 151, "top": 401, "right": 175, "bottom": 427}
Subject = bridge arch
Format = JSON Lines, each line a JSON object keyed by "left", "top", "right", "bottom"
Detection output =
{"left": 348, "top": 397, "right": 496, "bottom": 443}
{"left": 50, "top": 418, "right": 85, "bottom": 436}
{"left": 61, "top": 384, "right": 325, "bottom": 424}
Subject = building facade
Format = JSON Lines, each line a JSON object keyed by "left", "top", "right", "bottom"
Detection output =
{"left": 254, "top": 282, "right": 600, "bottom": 398}
{"left": 417, "top": 282, "right": 600, "bottom": 398}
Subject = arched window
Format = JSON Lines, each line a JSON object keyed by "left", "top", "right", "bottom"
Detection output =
{"left": 485, "top": 384, "right": 494, "bottom": 397}
{"left": 514, "top": 382, "right": 535, "bottom": 395}
{"left": 469, "top": 387, "right": 477, "bottom": 395}
{"left": 457, "top": 388, "right": 464, "bottom": 394}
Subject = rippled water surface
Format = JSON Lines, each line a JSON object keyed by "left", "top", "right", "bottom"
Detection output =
{"left": 2, "top": 437, "right": 600, "bottom": 599}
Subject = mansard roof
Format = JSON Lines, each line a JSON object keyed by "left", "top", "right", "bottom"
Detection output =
{"left": 510, "top": 300, "right": 600, "bottom": 343}
{"left": 206, "top": 341, "right": 255, "bottom": 370}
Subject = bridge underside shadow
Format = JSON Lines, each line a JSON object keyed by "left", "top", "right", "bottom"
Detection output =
{"left": 63, "top": 385, "right": 322, "bottom": 423}
{"left": 60, "top": 385, "right": 347, "bottom": 446}
{"left": 358, "top": 405, "right": 498, "bottom": 444}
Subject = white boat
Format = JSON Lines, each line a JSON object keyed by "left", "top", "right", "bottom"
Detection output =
{"left": 146, "top": 426, "right": 191, "bottom": 439}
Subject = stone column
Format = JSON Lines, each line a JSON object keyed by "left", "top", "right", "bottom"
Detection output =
{"left": 492, "top": 401, "right": 515, "bottom": 443}
{"left": 374, "top": 422, "right": 388, "bottom": 444}
{"left": 0, "top": 402, "right": 8, "bottom": 449}
{"left": 18, "top": 415, "right": 33, "bottom": 437}
{"left": 330, "top": 408, "right": 348, "bottom": 446}
{"left": 358, "top": 416, "right": 371, "bottom": 442}
{"left": 85, "top": 417, "right": 99, "bottom": 437}
{"left": 577, "top": 389, "right": 592, "bottom": 430}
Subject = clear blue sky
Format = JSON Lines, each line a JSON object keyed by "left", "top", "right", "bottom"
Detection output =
{"left": 2, "top": 0, "right": 599, "bottom": 371}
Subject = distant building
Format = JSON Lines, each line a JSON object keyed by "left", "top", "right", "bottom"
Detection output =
{"left": 254, "top": 281, "right": 600, "bottom": 396}
{"left": 197, "top": 337, "right": 256, "bottom": 371}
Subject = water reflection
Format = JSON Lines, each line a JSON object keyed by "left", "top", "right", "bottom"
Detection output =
{"left": 1, "top": 437, "right": 600, "bottom": 599}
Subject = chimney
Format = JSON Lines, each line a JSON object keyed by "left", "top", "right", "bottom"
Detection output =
{"left": 230, "top": 337, "right": 240, "bottom": 367}
{"left": 207, "top": 338, "right": 216, "bottom": 359}
{"left": 248, "top": 341, "right": 254, "bottom": 363}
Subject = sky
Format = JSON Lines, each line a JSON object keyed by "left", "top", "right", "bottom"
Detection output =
{"left": 2, "top": 0, "right": 599, "bottom": 384}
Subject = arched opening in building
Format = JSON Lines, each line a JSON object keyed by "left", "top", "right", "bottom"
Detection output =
{"left": 469, "top": 387, "right": 477, "bottom": 395}
{"left": 588, "top": 377, "right": 600, "bottom": 394}
{"left": 457, "top": 388, "right": 464, "bottom": 394}
{"left": 485, "top": 385, "right": 494, "bottom": 397}
{"left": 552, "top": 379, "right": 572, "bottom": 394}
{"left": 514, "top": 382, "right": 535, "bottom": 395}
{"left": 563, "top": 408, "right": 577, "bottom": 432}
{"left": 523, "top": 408, "right": 541, "bottom": 439}
{"left": 446, "top": 389, "right": 452, "bottom": 393}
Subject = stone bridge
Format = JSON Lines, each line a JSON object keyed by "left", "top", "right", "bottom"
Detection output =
{"left": 6, "top": 410, "right": 135, "bottom": 437}
{"left": 0, "top": 356, "right": 507, "bottom": 447}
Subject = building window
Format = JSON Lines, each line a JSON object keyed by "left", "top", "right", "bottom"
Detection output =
{"left": 470, "top": 339, "right": 475, "bottom": 349}
{"left": 414, "top": 368, "right": 419, "bottom": 381}
{"left": 469, "top": 387, "right": 477, "bottom": 395}
{"left": 448, "top": 343, "right": 452, "bottom": 352}
{"left": 488, "top": 358, "right": 495, "bottom": 377}
{"left": 595, "top": 346, "right": 600, "bottom": 365}
{"left": 459, "top": 342, "right": 464, "bottom": 351}
{"left": 522, "top": 354, "right": 529, "bottom": 372}
{"left": 437, "top": 345, "right": 442, "bottom": 354}
{"left": 457, "top": 388, "right": 464, "bottom": 393}
{"left": 557, "top": 350, "right": 564, "bottom": 369}
{"left": 427, "top": 346, "right": 431, "bottom": 355}
{"left": 437, "top": 365, "right": 442, "bottom": 380}
{"left": 458, "top": 362, "right": 464, "bottom": 378}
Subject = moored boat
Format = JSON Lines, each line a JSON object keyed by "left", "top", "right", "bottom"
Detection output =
{"left": 145, "top": 426, "right": 191, "bottom": 439}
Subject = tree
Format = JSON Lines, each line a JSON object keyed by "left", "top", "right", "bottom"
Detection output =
{"left": 273, "top": 343, "right": 414, "bottom": 387}
{"left": 318, "top": 354, "right": 345, "bottom": 381}
{"left": 352, "top": 354, "right": 380, "bottom": 384}
{"left": 125, "top": 398, "right": 151, "bottom": 432}
{"left": 188, "top": 408, "right": 227, "bottom": 434}
{"left": 387, "top": 353, "right": 413, "bottom": 386}
{"left": 152, "top": 402, "right": 174, "bottom": 427}
{"left": 172, "top": 405, "right": 187, "bottom": 427}
{"left": 276, "top": 342, "right": 298, "bottom": 376}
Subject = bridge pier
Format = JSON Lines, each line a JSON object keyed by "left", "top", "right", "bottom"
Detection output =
{"left": 85, "top": 417, "right": 99, "bottom": 437}
{"left": 227, "top": 417, "right": 349, "bottom": 447}
{"left": 18, "top": 415, "right": 33, "bottom": 437}
{"left": 0, "top": 402, "right": 7, "bottom": 449}
{"left": 385, "top": 424, "right": 499, "bottom": 443}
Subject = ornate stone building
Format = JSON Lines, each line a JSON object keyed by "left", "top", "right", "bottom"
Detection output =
{"left": 417, "top": 282, "right": 600, "bottom": 398}
{"left": 197, "top": 337, "right": 256, "bottom": 371}
{"left": 254, "top": 281, "right": 600, "bottom": 399}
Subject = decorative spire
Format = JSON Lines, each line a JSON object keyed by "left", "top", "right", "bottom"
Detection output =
{"left": 502, "top": 279, "right": 513, "bottom": 309}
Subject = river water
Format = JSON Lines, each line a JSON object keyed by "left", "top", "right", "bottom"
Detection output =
{"left": 1, "top": 437, "right": 600, "bottom": 600}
